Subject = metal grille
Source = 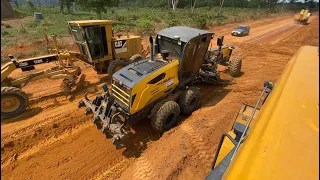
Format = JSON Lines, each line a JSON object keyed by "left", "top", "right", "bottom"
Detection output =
{"left": 111, "top": 82, "right": 130, "bottom": 111}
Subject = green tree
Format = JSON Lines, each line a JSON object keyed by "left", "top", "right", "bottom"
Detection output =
{"left": 77, "top": 0, "right": 119, "bottom": 19}
{"left": 60, "top": 0, "right": 75, "bottom": 14}
{"left": 27, "top": 0, "right": 34, "bottom": 8}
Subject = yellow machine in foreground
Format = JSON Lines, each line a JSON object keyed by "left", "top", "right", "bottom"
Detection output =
{"left": 67, "top": 20, "right": 144, "bottom": 75}
{"left": 294, "top": 8, "right": 311, "bottom": 24}
{"left": 206, "top": 46, "right": 319, "bottom": 179}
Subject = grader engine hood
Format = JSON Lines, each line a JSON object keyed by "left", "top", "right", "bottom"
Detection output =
{"left": 111, "top": 58, "right": 168, "bottom": 111}
{"left": 112, "top": 58, "right": 167, "bottom": 88}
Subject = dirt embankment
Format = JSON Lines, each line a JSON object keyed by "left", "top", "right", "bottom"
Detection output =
{"left": 1, "top": 14, "right": 319, "bottom": 180}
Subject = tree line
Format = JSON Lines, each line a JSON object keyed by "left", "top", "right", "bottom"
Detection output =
{"left": 21, "top": 0, "right": 317, "bottom": 19}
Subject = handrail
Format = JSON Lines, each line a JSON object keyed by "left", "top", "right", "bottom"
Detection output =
{"left": 230, "top": 84, "right": 270, "bottom": 161}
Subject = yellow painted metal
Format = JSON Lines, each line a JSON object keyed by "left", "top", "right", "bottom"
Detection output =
{"left": 129, "top": 58, "right": 180, "bottom": 114}
{"left": 112, "top": 92, "right": 129, "bottom": 106}
{"left": 294, "top": 9, "right": 309, "bottom": 21}
{"left": 112, "top": 84, "right": 130, "bottom": 97}
{"left": 222, "top": 46, "right": 319, "bottom": 180}
{"left": 214, "top": 104, "right": 260, "bottom": 168}
{"left": 68, "top": 20, "right": 142, "bottom": 65}
{"left": 214, "top": 132, "right": 236, "bottom": 168}
{"left": 68, "top": 20, "right": 113, "bottom": 26}
{"left": 1, "top": 62, "right": 17, "bottom": 82}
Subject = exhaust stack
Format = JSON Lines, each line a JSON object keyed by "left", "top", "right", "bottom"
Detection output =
{"left": 149, "top": 36, "right": 154, "bottom": 61}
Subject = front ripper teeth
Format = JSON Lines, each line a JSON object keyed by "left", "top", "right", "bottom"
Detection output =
{"left": 77, "top": 85, "right": 132, "bottom": 149}
{"left": 78, "top": 100, "right": 85, "bottom": 108}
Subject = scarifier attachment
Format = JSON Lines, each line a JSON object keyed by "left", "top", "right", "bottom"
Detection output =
{"left": 78, "top": 83, "right": 132, "bottom": 149}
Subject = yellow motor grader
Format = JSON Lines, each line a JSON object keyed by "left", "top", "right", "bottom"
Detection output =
{"left": 294, "top": 8, "right": 311, "bottom": 25}
{"left": 67, "top": 20, "right": 145, "bottom": 75}
{"left": 77, "top": 26, "right": 242, "bottom": 148}
{"left": 1, "top": 20, "right": 145, "bottom": 119}
{"left": 1, "top": 35, "right": 82, "bottom": 119}
{"left": 199, "top": 35, "right": 242, "bottom": 84}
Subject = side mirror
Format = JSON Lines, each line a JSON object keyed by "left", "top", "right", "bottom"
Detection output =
{"left": 217, "top": 36, "right": 224, "bottom": 46}
{"left": 264, "top": 81, "right": 274, "bottom": 90}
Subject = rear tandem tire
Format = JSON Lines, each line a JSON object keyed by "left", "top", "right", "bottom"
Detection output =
{"left": 1, "top": 87, "right": 28, "bottom": 119}
{"left": 178, "top": 86, "right": 200, "bottom": 116}
{"left": 107, "top": 60, "right": 130, "bottom": 77}
{"left": 151, "top": 101, "right": 180, "bottom": 133}
{"left": 228, "top": 58, "right": 242, "bottom": 77}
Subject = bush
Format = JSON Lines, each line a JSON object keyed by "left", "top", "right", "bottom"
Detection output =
{"left": 27, "top": 0, "right": 34, "bottom": 8}
{"left": 192, "top": 14, "right": 209, "bottom": 29}
{"left": 168, "top": 19, "right": 179, "bottom": 27}
{"left": 3, "top": 24, "right": 12, "bottom": 28}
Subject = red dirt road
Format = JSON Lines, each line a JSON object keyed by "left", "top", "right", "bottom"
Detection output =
{"left": 1, "top": 14, "right": 319, "bottom": 180}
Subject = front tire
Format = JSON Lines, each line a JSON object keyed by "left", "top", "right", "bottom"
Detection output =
{"left": 107, "top": 60, "right": 130, "bottom": 77}
{"left": 151, "top": 101, "right": 180, "bottom": 133}
{"left": 1, "top": 87, "right": 28, "bottom": 119}
{"left": 228, "top": 58, "right": 242, "bottom": 77}
{"left": 178, "top": 86, "right": 200, "bottom": 116}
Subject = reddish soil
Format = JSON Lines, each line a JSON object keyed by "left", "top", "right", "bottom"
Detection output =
{"left": 1, "top": 14, "right": 319, "bottom": 180}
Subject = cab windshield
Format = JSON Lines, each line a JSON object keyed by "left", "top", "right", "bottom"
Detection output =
{"left": 236, "top": 26, "right": 247, "bottom": 30}
{"left": 69, "top": 25, "right": 85, "bottom": 43}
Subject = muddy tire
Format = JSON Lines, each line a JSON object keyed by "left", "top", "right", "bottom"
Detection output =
{"left": 1, "top": 87, "right": 28, "bottom": 119}
{"left": 130, "top": 54, "right": 144, "bottom": 63}
{"left": 178, "top": 86, "right": 200, "bottom": 116}
{"left": 151, "top": 101, "right": 180, "bottom": 133}
{"left": 228, "top": 58, "right": 242, "bottom": 77}
{"left": 107, "top": 60, "right": 130, "bottom": 77}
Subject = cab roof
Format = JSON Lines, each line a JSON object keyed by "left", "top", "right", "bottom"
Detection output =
{"left": 156, "top": 26, "right": 214, "bottom": 43}
{"left": 224, "top": 46, "right": 319, "bottom": 179}
{"left": 67, "top": 20, "right": 112, "bottom": 26}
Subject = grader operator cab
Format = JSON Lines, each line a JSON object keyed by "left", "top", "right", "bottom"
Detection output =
{"left": 67, "top": 20, "right": 144, "bottom": 75}
{"left": 78, "top": 26, "right": 219, "bottom": 148}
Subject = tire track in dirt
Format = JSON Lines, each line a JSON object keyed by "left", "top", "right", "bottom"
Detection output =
{"left": 1, "top": 122, "right": 93, "bottom": 169}
{"left": 1, "top": 106, "right": 78, "bottom": 143}
{"left": 92, "top": 158, "right": 134, "bottom": 180}
{"left": 132, "top": 155, "right": 156, "bottom": 180}
{"left": 180, "top": 123, "right": 215, "bottom": 170}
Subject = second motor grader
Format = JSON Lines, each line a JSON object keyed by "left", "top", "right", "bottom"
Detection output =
{"left": 199, "top": 35, "right": 242, "bottom": 85}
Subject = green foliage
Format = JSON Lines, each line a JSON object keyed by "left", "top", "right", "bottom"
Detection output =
{"left": 14, "top": 0, "right": 20, "bottom": 8}
{"left": 3, "top": 24, "right": 12, "bottom": 28}
{"left": 30, "top": 47, "right": 47, "bottom": 56}
{"left": 192, "top": 14, "right": 209, "bottom": 29}
{"left": 27, "top": 0, "right": 34, "bottom": 8}
{"left": 136, "top": 19, "right": 154, "bottom": 35}
{"left": 2, "top": 5, "right": 292, "bottom": 51}
{"left": 19, "top": 25, "right": 27, "bottom": 34}
{"left": 2, "top": 30, "right": 10, "bottom": 36}
{"left": 76, "top": 0, "right": 119, "bottom": 19}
